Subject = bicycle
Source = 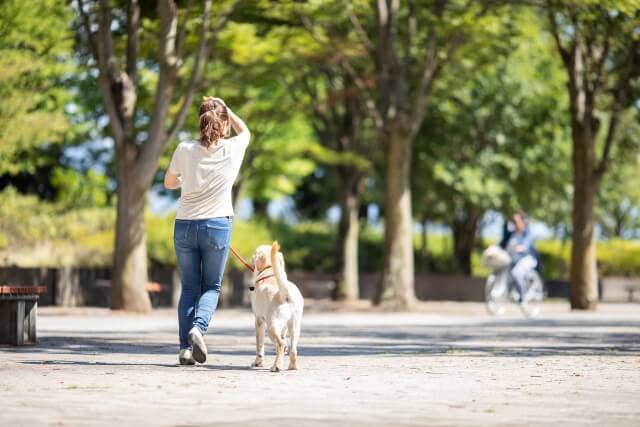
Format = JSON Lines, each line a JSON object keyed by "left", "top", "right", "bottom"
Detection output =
{"left": 482, "top": 245, "right": 545, "bottom": 318}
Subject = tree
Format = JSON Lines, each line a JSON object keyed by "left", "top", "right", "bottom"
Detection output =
{"left": 300, "top": 69, "right": 373, "bottom": 300}
{"left": 412, "top": 9, "right": 571, "bottom": 273}
{"left": 204, "top": 19, "right": 320, "bottom": 214}
{"left": 219, "top": 2, "right": 376, "bottom": 300}
{"left": 338, "top": 1, "right": 508, "bottom": 307}
{"left": 76, "top": 0, "right": 236, "bottom": 311}
{"left": 0, "top": 0, "right": 75, "bottom": 197}
{"left": 546, "top": 0, "right": 639, "bottom": 309}
{"left": 284, "top": 3, "right": 376, "bottom": 299}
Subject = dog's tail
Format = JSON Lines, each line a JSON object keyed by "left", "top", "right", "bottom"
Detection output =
{"left": 271, "top": 241, "right": 289, "bottom": 299}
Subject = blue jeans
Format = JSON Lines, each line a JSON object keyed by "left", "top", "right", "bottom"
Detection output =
{"left": 174, "top": 217, "right": 232, "bottom": 349}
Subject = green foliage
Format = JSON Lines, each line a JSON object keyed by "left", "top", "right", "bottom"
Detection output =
{"left": 1, "top": 0, "right": 639, "bottom": 286}
{"left": 537, "top": 239, "right": 640, "bottom": 278}
{"left": 51, "top": 168, "right": 110, "bottom": 208}
{"left": 0, "top": 0, "right": 75, "bottom": 174}
{"left": 0, "top": 187, "right": 114, "bottom": 265}
{"left": 2, "top": 188, "right": 639, "bottom": 278}
{"left": 413, "top": 9, "right": 571, "bottom": 227}
{"left": 158, "top": 15, "right": 321, "bottom": 205}
{"left": 597, "top": 110, "right": 640, "bottom": 238}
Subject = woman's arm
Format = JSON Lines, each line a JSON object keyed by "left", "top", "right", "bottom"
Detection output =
{"left": 227, "top": 107, "right": 250, "bottom": 137}
{"left": 164, "top": 171, "right": 181, "bottom": 190}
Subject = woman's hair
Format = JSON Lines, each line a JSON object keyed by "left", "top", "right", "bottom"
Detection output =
{"left": 199, "top": 98, "right": 229, "bottom": 148}
{"left": 512, "top": 210, "right": 528, "bottom": 225}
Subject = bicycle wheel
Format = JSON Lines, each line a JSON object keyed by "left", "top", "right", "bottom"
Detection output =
{"left": 520, "top": 269, "right": 545, "bottom": 318}
{"left": 486, "top": 271, "right": 509, "bottom": 316}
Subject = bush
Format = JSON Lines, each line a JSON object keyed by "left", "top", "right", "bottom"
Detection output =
{"left": 534, "top": 239, "right": 640, "bottom": 279}
{"left": 1, "top": 187, "right": 639, "bottom": 277}
{"left": 0, "top": 187, "right": 114, "bottom": 265}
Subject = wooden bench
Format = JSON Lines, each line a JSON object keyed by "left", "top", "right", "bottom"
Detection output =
{"left": 0, "top": 285, "right": 47, "bottom": 346}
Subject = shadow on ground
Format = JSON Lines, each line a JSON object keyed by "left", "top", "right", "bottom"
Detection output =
{"left": 5, "top": 317, "right": 640, "bottom": 360}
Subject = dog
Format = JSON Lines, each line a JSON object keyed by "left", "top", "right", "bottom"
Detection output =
{"left": 250, "top": 241, "right": 304, "bottom": 372}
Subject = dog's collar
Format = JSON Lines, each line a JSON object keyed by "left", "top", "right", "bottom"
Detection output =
{"left": 250, "top": 267, "right": 274, "bottom": 292}
{"left": 257, "top": 265, "right": 272, "bottom": 274}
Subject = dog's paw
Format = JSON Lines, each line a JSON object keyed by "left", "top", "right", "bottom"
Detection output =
{"left": 288, "top": 353, "right": 298, "bottom": 370}
{"left": 270, "top": 365, "right": 281, "bottom": 373}
{"left": 251, "top": 358, "right": 263, "bottom": 368}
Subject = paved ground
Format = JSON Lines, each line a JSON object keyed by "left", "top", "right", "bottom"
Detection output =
{"left": 1, "top": 302, "right": 639, "bottom": 426}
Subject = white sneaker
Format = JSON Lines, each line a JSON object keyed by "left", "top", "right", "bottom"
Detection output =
{"left": 188, "top": 326, "right": 207, "bottom": 363}
{"left": 179, "top": 348, "right": 195, "bottom": 365}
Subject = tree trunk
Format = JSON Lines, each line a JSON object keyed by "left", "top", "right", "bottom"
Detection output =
{"left": 377, "top": 131, "right": 416, "bottom": 308}
{"left": 612, "top": 206, "right": 626, "bottom": 238}
{"left": 420, "top": 216, "right": 428, "bottom": 265}
{"left": 336, "top": 172, "right": 362, "bottom": 301}
{"left": 569, "top": 126, "right": 599, "bottom": 310}
{"left": 451, "top": 209, "right": 482, "bottom": 275}
{"left": 111, "top": 149, "right": 152, "bottom": 312}
{"left": 253, "top": 199, "right": 269, "bottom": 219}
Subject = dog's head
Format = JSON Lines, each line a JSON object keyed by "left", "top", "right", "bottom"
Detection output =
{"left": 252, "top": 244, "right": 273, "bottom": 273}
{"left": 252, "top": 242, "right": 285, "bottom": 273}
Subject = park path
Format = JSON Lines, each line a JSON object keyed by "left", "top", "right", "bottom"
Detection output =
{"left": 1, "top": 303, "right": 639, "bottom": 426}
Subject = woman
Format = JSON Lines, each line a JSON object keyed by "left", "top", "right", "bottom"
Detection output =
{"left": 164, "top": 97, "right": 250, "bottom": 365}
{"left": 499, "top": 211, "right": 539, "bottom": 302}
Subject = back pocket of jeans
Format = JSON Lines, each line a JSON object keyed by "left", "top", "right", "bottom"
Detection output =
{"left": 204, "top": 224, "right": 230, "bottom": 250}
{"left": 174, "top": 222, "right": 190, "bottom": 242}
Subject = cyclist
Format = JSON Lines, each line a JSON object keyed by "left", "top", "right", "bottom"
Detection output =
{"left": 499, "top": 211, "right": 539, "bottom": 303}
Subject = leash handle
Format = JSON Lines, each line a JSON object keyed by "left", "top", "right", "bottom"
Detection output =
{"left": 229, "top": 245, "right": 254, "bottom": 273}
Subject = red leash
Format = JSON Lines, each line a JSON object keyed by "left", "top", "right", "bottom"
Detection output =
{"left": 229, "top": 245, "right": 254, "bottom": 273}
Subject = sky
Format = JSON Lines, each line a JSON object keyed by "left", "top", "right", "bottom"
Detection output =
{"left": 148, "top": 189, "right": 555, "bottom": 241}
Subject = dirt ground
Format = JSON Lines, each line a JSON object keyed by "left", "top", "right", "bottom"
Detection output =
{"left": 1, "top": 302, "right": 639, "bottom": 426}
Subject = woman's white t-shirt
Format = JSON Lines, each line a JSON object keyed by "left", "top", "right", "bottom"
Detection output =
{"left": 168, "top": 132, "right": 250, "bottom": 219}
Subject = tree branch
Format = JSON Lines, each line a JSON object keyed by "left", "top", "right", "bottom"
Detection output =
{"left": 77, "top": 0, "right": 98, "bottom": 60}
{"left": 136, "top": 0, "right": 180, "bottom": 185}
{"left": 409, "top": 33, "right": 464, "bottom": 137}
{"left": 175, "top": 0, "right": 194, "bottom": 60}
{"left": 119, "top": 0, "right": 141, "bottom": 143}
{"left": 126, "top": 0, "right": 140, "bottom": 84}
{"left": 591, "top": 14, "right": 611, "bottom": 97}
{"left": 93, "top": 0, "right": 124, "bottom": 145}
{"left": 595, "top": 38, "right": 640, "bottom": 180}
{"left": 402, "top": 0, "right": 415, "bottom": 81}
{"left": 299, "top": 11, "right": 383, "bottom": 130}
{"left": 166, "top": 0, "right": 238, "bottom": 145}
{"left": 346, "top": 2, "right": 374, "bottom": 56}
{"left": 337, "top": 58, "right": 383, "bottom": 130}
{"left": 546, "top": 1, "right": 571, "bottom": 68}
{"left": 408, "top": 0, "right": 455, "bottom": 136}
{"left": 594, "top": 109, "right": 620, "bottom": 181}
{"left": 165, "top": 0, "right": 214, "bottom": 145}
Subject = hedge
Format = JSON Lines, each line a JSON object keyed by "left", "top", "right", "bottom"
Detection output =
{"left": 1, "top": 188, "right": 639, "bottom": 277}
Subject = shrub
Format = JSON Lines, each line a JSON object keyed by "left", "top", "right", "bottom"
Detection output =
{"left": 1, "top": 187, "right": 639, "bottom": 277}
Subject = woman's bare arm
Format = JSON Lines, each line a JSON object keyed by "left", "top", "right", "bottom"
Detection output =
{"left": 228, "top": 108, "right": 249, "bottom": 137}
{"left": 164, "top": 171, "right": 181, "bottom": 190}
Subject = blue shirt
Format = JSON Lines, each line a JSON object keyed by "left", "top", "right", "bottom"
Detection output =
{"left": 500, "top": 228, "right": 536, "bottom": 265}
